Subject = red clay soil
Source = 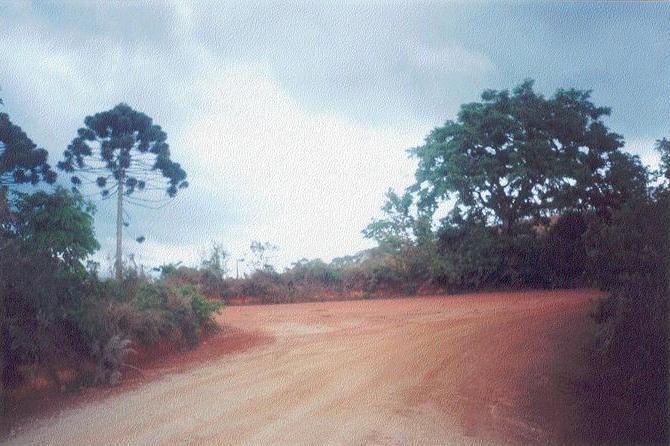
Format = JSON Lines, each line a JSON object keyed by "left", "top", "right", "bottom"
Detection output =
{"left": 3, "top": 289, "right": 626, "bottom": 445}
{"left": 2, "top": 327, "right": 269, "bottom": 435}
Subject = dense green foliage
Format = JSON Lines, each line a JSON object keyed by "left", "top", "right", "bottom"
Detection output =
{"left": 1, "top": 188, "right": 99, "bottom": 387}
{"left": 0, "top": 188, "right": 222, "bottom": 391}
{"left": 0, "top": 113, "right": 56, "bottom": 186}
{"left": 410, "top": 80, "right": 643, "bottom": 227}
{"left": 58, "top": 104, "right": 188, "bottom": 197}
{"left": 587, "top": 190, "right": 668, "bottom": 442}
{"left": 656, "top": 138, "right": 670, "bottom": 181}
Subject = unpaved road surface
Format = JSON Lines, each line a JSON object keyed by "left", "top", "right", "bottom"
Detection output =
{"left": 5, "top": 289, "right": 604, "bottom": 445}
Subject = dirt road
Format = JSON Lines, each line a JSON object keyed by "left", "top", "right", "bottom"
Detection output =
{"left": 4, "top": 289, "right": 604, "bottom": 445}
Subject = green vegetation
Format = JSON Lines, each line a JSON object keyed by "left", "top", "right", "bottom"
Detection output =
{"left": 0, "top": 112, "right": 56, "bottom": 186}
{"left": 0, "top": 104, "right": 219, "bottom": 409}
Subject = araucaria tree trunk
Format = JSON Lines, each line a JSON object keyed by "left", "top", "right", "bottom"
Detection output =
{"left": 115, "top": 174, "right": 124, "bottom": 281}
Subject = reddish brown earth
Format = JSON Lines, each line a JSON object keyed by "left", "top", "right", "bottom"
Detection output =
{"left": 2, "top": 328, "right": 269, "bottom": 433}
{"left": 3, "top": 289, "right": 607, "bottom": 445}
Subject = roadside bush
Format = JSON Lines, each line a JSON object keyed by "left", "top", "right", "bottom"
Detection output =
{"left": 434, "top": 223, "right": 550, "bottom": 291}
{"left": 0, "top": 189, "right": 225, "bottom": 390}
{"left": 126, "top": 283, "right": 223, "bottom": 346}
{"left": 241, "top": 270, "right": 283, "bottom": 299}
{"left": 1, "top": 188, "right": 99, "bottom": 388}
{"left": 338, "top": 253, "right": 407, "bottom": 292}
{"left": 587, "top": 192, "right": 669, "bottom": 443}
{"left": 189, "top": 287, "right": 224, "bottom": 327}
{"left": 284, "top": 259, "right": 343, "bottom": 290}
{"left": 80, "top": 281, "right": 223, "bottom": 383}
{"left": 92, "top": 335, "right": 134, "bottom": 386}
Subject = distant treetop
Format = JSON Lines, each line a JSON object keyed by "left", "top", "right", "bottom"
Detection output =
{"left": 0, "top": 112, "right": 56, "bottom": 186}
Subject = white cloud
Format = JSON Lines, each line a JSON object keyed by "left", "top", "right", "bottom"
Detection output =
{"left": 1, "top": 8, "right": 432, "bottom": 272}
{"left": 179, "top": 64, "right": 426, "bottom": 269}
{"left": 625, "top": 137, "right": 661, "bottom": 171}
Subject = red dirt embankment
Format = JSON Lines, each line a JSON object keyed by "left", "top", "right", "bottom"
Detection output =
{"left": 4, "top": 289, "right": 610, "bottom": 445}
{"left": 3, "top": 327, "right": 269, "bottom": 433}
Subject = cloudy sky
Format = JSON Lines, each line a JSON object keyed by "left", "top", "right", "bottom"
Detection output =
{"left": 1, "top": 1, "right": 668, "bottom": 273}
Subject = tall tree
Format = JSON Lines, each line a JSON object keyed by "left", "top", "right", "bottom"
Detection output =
{"left": 363, "top": 189, "right": 430, "bottom": 251}
{"left": 363, "top": 189, "right": 437, "bottom": 282}
{"left": 58, "top": 104, "right": 188, "bottom": 280}
{"left": 410, "top": 80, "right": 626, "bottom": 229}
{"left": 201, "top": 242, "right": 229, "bottom": 279}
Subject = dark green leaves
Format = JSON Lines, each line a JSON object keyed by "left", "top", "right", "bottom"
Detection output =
{"left": 656, "top": 138, "right": 670, "bottom": 181}
{"left": 9, "top": 187, "right": 99, "bottom": 267}
{"left": 58, "top": 103, "right": 188, "bottom": 198}
{"left": 0, "top": 113, "right": 56, "bottom": 186}
{"left": 410, "top": 80, "right": 629, "bottom": 227}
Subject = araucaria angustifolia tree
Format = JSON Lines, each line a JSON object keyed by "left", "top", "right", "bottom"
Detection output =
{"left": 0, "top": 112, "right": 56, "bottom": 187}
{"left": 58, "top": 104, "right": 188, "bottom": 280}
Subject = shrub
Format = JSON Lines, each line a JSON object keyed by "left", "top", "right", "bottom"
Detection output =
{"left": 1, "top": 189, "right": 98, "bottom": 389}
{"left": 542, "top": 213, "right": 589, "bottom": 288}
{"left": 433, "top": 223, "right": 547, "bottom": 290}
{"left": 123, "top": 283, "right": 223, "bottom": 347}
{"left": 92, "top": 335, "right": 134, "bottom": 386}
{"left": 587, "top": 192, "right": 669, "bottom": 442}
{"left": 189, "top": 287, "right": 224, "bottom": 327}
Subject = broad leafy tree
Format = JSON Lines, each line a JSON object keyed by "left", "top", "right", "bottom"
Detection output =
{"left": 1, "top": 188, "right": 98, "bottom": 399}
{"left": 363, "top": 189, "right": 416, "bottom": 250}
{"left": 409, "top": 80, "right": 628, "bottom": 230}
{"left": 363, "top": 189, "right": 432, "bottom": 251}
{"left": 363, "top": 189, "right": 437, "bottom": 284}
{"left": 58, "top": 104, "right": 188, "bottom": 280}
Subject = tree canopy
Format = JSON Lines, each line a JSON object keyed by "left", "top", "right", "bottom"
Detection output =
{"left": 0, "top": 113, "right": 56, "bottom": 186}
{"left": 4, "top": 187, "right": 99, "bottom": 270}
{"left": 249, "top": 241, "right": 278, "bottom": 272}
{"left": 363, "top": 189, "right": 432, "bottom": 252}
{"left": 409, "top": 80, "right": 634, "bottom": 228}
{"left": 58, "top": 103, "right": 188, "bottom": 198}
{"left": 656, "top": 138, "right": 670, "bottom": 181}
